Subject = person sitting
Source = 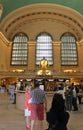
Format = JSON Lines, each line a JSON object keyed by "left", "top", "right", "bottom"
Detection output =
{"left": 46, "top": 93, "right": 70, "bottom": 130}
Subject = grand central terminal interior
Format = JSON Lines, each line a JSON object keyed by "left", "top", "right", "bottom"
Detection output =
{"left": 0, "top": 1, "right": 83, "bottom": 130}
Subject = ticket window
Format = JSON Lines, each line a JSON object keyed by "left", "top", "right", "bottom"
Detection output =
{"left": 45, "top": 79, "right": 56, "bottom": 91}
{"left": 34, "top": 79, "right": 45, "bottom": 90}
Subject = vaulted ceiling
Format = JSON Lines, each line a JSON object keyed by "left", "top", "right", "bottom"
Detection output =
{"left": 0, "top": 0, "right": 83, "bottom": 21}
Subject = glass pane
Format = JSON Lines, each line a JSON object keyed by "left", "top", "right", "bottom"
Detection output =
{"left": 11, "top": 33, "right": 28, "bottom": 65}
{"left": 36, "top": 33, "right": 53, "bottom": 65}
{"left": 61, "top": 33, "right": 78, "bottom": 66}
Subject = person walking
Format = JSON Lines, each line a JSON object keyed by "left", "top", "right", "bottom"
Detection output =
{"left": 77, "top": 85, "right": 83, "bottom": 104}
{"left": 24, "top": 85, "right": 32, "bottom": 130}
{"left": 65, "top": 86, "right": 73, "bottom": 112}
{"left": 1, "top": 83, "right": 6, "bottom": 95}
{"left": 46, "top": 93, "right": 70, "bottom": 130}
{"left": 30, "top": 82, "right": 47, "bottom": 130}
{"left": 71, "top": 84, "right": 79, "bottom": 111}
{"left": 9, "top": 83, "right": 15, "bottom": 103}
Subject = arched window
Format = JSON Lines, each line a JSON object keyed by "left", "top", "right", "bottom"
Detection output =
{"left": 61, "top": 33, "right": 78, "bottom": 65}
{"left": 36, "top": 33, "right": 53, "bottom": 65}
{"left": 11, "top": 33, "right": 28, "bottom": 65}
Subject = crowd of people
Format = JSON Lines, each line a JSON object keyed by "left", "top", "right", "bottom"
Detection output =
{"left": 65, "top": 83, "right": 83, "bottom": 112}
{"left": 0, "top": 81, "right": 83, "bottom": 130}
{"left": 24, "top": 82, "right": 81, "bottom": 130}
{"left": 0, "top": 82, "right": 16, "bottom": 104}
{"left": 54, "top": 83, "right": 83, "bottom": 112}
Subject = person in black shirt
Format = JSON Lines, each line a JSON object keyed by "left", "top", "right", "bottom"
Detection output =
{"left": 46, "top": 93, "right": 70, "bottom": 130}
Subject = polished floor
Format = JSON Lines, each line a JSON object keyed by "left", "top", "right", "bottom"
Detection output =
{"left": 0, "top": 93, "right": 83, "bottom": 130}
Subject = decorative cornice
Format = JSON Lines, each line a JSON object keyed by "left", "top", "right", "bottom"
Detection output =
{"left": 5, "top": 12, "right": 82, "bottom": 33}
{"left": 77, "top": 39, "right": 83, "bottom": 46}
{"left": 0, "top": 71, "right": 83, "bottom": 79}
{"left": 0, "top": 32, "right": 12, "bottom": 46}
{"left": 3, "top": 12, "right": 82, "bottom": 41}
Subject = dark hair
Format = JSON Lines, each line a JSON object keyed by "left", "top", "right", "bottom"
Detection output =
{"left": 50, "top": 93, "right": 65, "bottom": 112}
{"left": 34, "top": 82, "right": 39, "bottom": 88}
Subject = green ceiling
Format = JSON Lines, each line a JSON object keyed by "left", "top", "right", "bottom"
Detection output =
{"left": 0, "top": 0, "right": 83, "bottom": 21}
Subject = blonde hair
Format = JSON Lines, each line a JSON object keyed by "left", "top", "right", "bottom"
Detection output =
{"left": 25, "top": 85, "right": 31, "bottom": 91}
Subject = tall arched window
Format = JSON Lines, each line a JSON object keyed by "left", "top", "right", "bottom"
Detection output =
{"left": 36, "top": 33, "right": 53, "bottom": 65}
{"left": 11, "top": 33, "right": 28, "bottom": 65}
{"left": 61, "top": 33, "right": 78, "bottom": 65}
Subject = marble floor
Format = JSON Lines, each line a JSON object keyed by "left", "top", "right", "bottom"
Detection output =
{"left": 0, "top": 93, "right": 83, "bottom": 130}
